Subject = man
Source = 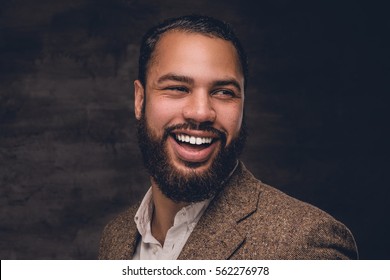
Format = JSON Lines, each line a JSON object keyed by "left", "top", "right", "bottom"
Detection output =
{"left": 99, "top": 15, "right": 358, "bottom": 259}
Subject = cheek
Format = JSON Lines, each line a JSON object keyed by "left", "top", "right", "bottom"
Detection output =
{"left": 144, "top": 99, "right": 181, "bottom": 135}
{"left": 215, "top": 104, "right": 243, "bottom": 139}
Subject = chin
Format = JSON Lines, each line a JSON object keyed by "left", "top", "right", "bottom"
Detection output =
{"left": 170, "top": 156, "right": 215, "bottom": 175}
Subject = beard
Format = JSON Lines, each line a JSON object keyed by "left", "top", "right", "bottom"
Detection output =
{"left": 137, "top": 115, "right": 247, "bottom": 203}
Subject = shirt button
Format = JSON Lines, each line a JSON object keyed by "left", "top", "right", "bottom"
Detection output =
{"left": 152, "top": 246, "right": 158, "bottom": 254}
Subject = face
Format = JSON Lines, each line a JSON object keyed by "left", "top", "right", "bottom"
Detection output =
{"left": 134, "top": 31, "right": 246, "bottom": 202}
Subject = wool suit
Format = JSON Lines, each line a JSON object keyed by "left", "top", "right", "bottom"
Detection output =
{"left": 99, "top": 162, "right": 358, "bottom": 259}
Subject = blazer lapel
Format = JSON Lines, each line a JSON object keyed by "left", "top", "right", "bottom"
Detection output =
{"left": 121, "top": 222, "right": 140, "bottom": 259}
{"left": 178, "top": 162, "right": 261, "bottom": 259}
{"left": 107, "top": 204, "right": 141, "bottom": 259}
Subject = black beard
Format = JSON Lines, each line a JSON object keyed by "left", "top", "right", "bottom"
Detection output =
{"left": 137, "top": 116, "right": 247, "bottom": 203}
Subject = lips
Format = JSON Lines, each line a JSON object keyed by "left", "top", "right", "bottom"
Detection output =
{"left": 168, "top": 130, "right": 220, "bottom": 163}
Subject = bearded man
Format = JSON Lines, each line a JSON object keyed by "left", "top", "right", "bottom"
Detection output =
{"left": 99, "top": 15, "right": 358, "bottom": 260}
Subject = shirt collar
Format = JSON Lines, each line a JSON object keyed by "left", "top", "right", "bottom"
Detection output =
{"left": 134, "top": 160, "right": 239, "bottom": 239}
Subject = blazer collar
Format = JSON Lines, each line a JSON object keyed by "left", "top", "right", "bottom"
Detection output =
{"left": 178, "top": 162, "right": 261, "bottom": 259}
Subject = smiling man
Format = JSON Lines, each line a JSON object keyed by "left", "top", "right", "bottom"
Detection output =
{"left": 99, "top": 15, "right": 358, "bottom": 260}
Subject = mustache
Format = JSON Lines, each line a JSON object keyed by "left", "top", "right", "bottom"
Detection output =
{"left": 163, "top": 122, "right": 227, "bottom": 143}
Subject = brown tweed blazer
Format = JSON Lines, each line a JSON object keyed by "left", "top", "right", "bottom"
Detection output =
{"left": 99, "top": 162, "right": 358, "bottom": 259}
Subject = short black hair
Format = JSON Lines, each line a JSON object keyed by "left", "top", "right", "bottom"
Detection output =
{"left": 138, "top": 14, "right": 248, "bottom": 89}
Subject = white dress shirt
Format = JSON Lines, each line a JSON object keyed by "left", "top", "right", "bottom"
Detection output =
{"left": 132, "top": 188, "right": 211, "bottom": 260}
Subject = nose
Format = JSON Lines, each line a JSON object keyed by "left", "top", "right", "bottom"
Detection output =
{"left": 182, "top": 91, "right": 216, "bottom": 125}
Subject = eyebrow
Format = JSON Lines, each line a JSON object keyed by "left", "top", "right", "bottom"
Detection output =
{"left": 157, "top": 74, "right": 194, "bottom": 85}
{"left": 212, "top": 79, "right": 242, "bottom": 92}
{"left": 157, "top": 73, "right": 242, "bottom": 92}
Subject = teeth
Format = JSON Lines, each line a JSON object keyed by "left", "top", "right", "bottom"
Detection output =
{"left": 176, "top": 134, "right": 213, "bottom": 145}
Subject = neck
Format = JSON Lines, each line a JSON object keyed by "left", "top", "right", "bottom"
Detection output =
{"left": 151, "top": 179, "right": 188, "bottom": 245}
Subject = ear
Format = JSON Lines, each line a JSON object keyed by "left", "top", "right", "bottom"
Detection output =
{"left": 134, "top": 80, "right": 144, "bottom": 120}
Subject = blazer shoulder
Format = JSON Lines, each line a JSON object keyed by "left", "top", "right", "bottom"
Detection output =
{"left": 234, "top": 165, "right": 358, "bottom": 259}
{"left": 238, "top": 165, "right": 346, "bottom": 223}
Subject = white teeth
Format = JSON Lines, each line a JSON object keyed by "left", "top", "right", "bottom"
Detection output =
{"left": 176, "top": 134, "right": 213, "bottom": 145}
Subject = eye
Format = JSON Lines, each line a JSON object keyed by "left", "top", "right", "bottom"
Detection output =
{"left": 212, "top": 89, "right": 236, "bottom": 98}
{"left": 166, "top": 86, "right": 189, "bottom": 93}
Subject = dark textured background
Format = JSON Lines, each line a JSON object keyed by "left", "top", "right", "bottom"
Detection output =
{"left": 0, "top": 0, "right": 388, "bottom": 259}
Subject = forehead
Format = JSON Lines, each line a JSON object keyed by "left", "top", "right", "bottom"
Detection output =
{"left": 147, "top": 31, "right": 243, "bottom": 81}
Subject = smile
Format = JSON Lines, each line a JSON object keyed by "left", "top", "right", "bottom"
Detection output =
{"left": 168, "top": 131, "right": 220, "bottom": 163}
{"left": 176, "top": 134, "right": 213, "bottom": 145}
